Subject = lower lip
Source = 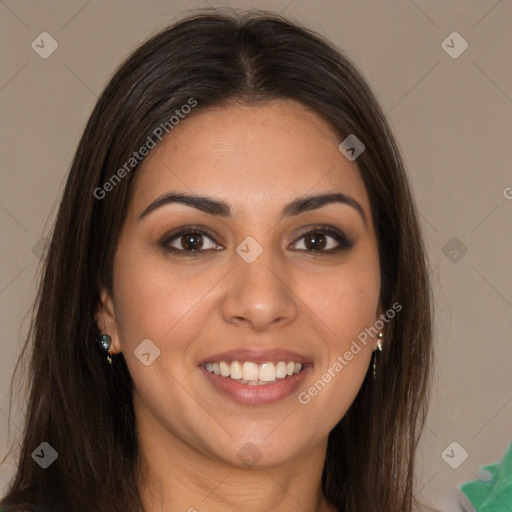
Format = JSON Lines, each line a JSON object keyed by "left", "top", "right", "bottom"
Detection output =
{"left": 200, "top": 365, "right": 312, "bottom": 405}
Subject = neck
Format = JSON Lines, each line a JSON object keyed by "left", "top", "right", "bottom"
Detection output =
{"left": 135, "top": 405, "right": 336, "bottom": 512}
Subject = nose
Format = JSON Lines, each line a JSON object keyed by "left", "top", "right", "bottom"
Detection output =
{"left": 221, "top": 245, "right": 299, "bottom": 332}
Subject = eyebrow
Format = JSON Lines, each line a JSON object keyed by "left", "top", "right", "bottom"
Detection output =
{"left": 138, "top": 191, "right": 367, "bottom": 225}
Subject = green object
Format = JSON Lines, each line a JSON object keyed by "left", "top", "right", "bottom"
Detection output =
{"left": 460, "top": 441, "right": 512, "bottom": 511}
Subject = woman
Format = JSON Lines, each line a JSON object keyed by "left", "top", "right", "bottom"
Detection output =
{"left": 1, "top": 9, "right": 433, "bottom": 512}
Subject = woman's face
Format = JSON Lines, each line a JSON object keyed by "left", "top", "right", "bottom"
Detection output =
{"left": 99, "top": 99, "right": 381, "bottom": 468}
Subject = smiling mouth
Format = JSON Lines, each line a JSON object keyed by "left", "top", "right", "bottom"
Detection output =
{"left": 203, "top": 360, "right": 305, "bottom": 385}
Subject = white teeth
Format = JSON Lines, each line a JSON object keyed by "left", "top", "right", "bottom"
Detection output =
{"left": 276, "top": 361, "right": 287, "bottom": 378}
{"left": 259, "top": 363, "right": 276, "bottom": 382}
{"left": 204, "top": 360, "right": 304, "bottom": 384}
{"left": 242, "top": 361, "right": 259, "bottom": 381}
{"left": 230, "top": 360, "right": 242, "bottom": 380}
{"left": 220, "top": 361, "right": 230, "bottom": 377}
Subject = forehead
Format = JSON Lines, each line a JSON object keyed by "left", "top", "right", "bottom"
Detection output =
{"left": 130, "top": 99, "right": 371, "bottom": 219}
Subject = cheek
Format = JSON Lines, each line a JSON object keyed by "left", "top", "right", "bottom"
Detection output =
{"left": 299, "top": 254, "right": 381, "bottom": 342}
{"left": 111, "top": 243, "right": 228, "bottom": 366}
{"left": 110, "top": 249, "right": 215, "bottom": 428}
{"left": 292, "top": 248, "right": 380, "bottom": 418}
{"left": 295, "top": 263, "right": 379, "bottom": 431}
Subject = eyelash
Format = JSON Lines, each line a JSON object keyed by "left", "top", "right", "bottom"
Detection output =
{"left": 160, "top": 224, "right": 354, "bottom": 256}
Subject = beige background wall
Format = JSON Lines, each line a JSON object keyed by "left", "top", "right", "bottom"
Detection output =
{"left": 1, "top": 0, "right": 511, "bottom": 509}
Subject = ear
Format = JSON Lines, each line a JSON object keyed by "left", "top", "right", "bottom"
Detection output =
{"left": 95, "top": 287, "right": 122, "bottom": 354}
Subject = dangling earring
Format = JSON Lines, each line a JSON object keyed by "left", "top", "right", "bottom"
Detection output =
{"left": 96, "top": 333, "right": 114, "bottom": 364}
{"left": 373, "top": 332, "right": 383, "bottom": 380}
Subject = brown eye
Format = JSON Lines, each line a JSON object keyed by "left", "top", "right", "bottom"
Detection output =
{"left": 292, "top": 225, "right": 353, "bottom": 253}
{"left": 180, "top": 232, "right": 204, "bottom": 251}
{"left": 162, "top": 228, "right": 223, "bottom": 254}
{"left": 303, "top": 232, "right": 328, "bottom": 251}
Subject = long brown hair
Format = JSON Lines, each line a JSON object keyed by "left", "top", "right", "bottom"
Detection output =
{"left": 1, "top": 9, "right": 433, "bottom": 512}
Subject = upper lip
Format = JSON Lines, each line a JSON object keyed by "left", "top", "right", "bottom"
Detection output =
{"left": 199, "top": 347, "right": 313, "bottom": 365}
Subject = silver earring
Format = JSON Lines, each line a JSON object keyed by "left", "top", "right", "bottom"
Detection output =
{"left": 373, "top": 332, "right": 383, "bottom": 380}
{"left": 96, "top": 333, "right": 114, "bottom": 364}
